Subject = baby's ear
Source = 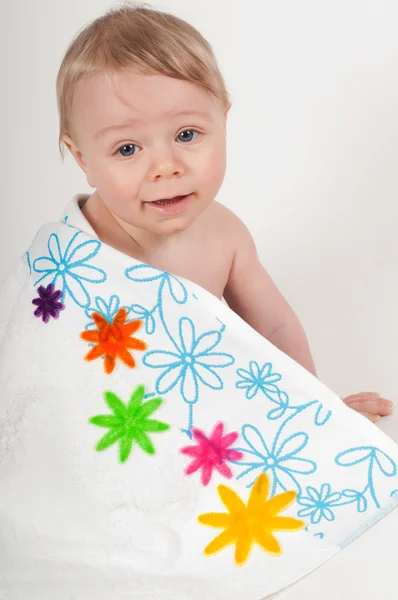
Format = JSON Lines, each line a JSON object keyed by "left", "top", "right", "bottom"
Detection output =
{"left": 223, "top": 103, "right": 231, "bottom": 129}
{"left": 61, "top": 133, "right": 88, "bottom": 170}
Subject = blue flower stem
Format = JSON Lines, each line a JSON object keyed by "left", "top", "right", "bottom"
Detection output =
{"left": 149, "top": 304, "right": 159, "bottom": 317}
{"left": 188, "top": 403, "right": 194, "bottom": 433}
{"left": 25, "top": 251, "right": 32, "bottom": 274}
{"left": 271, "top": 401, "right": 317, "bottom": 453}
{"left": 271, "top": 409, "right": 299, "bottom": 453}
{"left": 216, "top": 317, "right": 226, "bottom": 333}
{"left": 157, "top": 279, "right": 181, "bottom": 352}
{"left": 181, "top": 405, "right": 194, "bottom": 439}
{"left": 333, "top": 497, "right": 358, "bottom": 508}
{"left": 368, "top": 456, "right": 380, "bottom": 509}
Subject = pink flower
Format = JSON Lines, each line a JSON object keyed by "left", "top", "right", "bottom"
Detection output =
{"left": 180, "top": 422, "right": 243, "bottom": 486}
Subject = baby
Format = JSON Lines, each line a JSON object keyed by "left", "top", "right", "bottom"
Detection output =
{"left": 59, "top": 3, "right": 391, "bottom": 423}
{"left": 1, "top": 6, "right": 398, "bottom": 598}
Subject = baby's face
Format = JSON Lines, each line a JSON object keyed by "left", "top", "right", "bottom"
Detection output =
{"left": 64, "top": 70, "right": 228, "bottom": 236}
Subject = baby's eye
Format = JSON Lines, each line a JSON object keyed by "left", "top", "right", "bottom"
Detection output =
{"left": 177, "top": 129, "right": 200, "bottom": 143}
{"left": 116, "top": 130, "right": 200, "bottom": 158}
{"left": 117, "top": 143, "right": 140, "bottom": 158}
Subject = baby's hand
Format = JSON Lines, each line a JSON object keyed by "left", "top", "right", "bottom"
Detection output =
{"left": 343, "top": 392, "right": 393, "bottom": 423}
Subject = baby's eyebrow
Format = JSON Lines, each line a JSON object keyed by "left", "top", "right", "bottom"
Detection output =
{"left": 95, "top": 109, "right": 212, "bottom": 139}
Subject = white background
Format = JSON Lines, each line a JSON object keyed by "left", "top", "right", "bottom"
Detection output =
{"left": 1, "top": 0, "right": 397, "bottom": 401}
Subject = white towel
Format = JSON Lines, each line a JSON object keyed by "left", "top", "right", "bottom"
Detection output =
{"left": 0, "top": 194, "right": 397, "bottom": 600}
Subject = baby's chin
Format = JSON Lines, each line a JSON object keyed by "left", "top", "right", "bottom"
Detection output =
{"left": 110, "top": 209, "right": 195, "bottom": 241}
{"left": 141, "top": 212, "right": 197, "bottom": 236}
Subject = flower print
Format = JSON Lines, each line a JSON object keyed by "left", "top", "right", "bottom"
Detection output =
{"left": 89, "top": 385, "right": 170, "bottom": 463}
{"left": 83, "top": 296, "right": 132, "bottom": 365}
{"left": 335, "top": 446, "right": 397, "bottom": 510}
{"left": 25, "top": 251, "right": 32, "bottom": 274}
{"left": 236, "top": 361, "right": 282, "bottom": 401}
{"left": 143, "top": 317, "right": 235, "bottom": 404}
{"left": 234, "top": 424, "right": 317, "bottom": 496}
{"left": 180, "top": 422, "right": 243, "bottom": 486}
{"left": 84, "top": 295, "right": 130, "bottom": 327}
{"left": 336, "top": 446, "right": 397, "bottom": 477}
{"left": 32, "top": 232, "right": 106, "bottom": 308}
{"left": 125, "top": 264, "right": 188, "bottom": 304}
{"left": 129, "top": 303, "right": 156, "bottom": 335}
{"left": 32, "top": 283, "right": 65, "bottom": 323}
{"left": 297, "top": 484, "right": 342, "bottom": 524}
{"left": 198, "top": 472, "right": 305, "bottom": 565}
{"left": 81, "top": 308, "right": 147, "bottom": 374}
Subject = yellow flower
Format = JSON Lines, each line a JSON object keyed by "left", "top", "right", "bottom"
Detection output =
{"left": 198, "top": 473, "right": 305, "bottom": 565}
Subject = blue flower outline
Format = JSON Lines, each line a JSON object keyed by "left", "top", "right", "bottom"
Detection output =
{"left": 236, "top": 360, "right": 289, "bottom": 419}
{"left": 33, "top": 232, "right": 106, "bottom": 308}
{"left": 297, "top": 484, "right": 342, "bottom": 523}
{"left": 233, "top": 423, "right": 317, "bottom": 496}
{"left": 143, "top": 317, "right": 234, "bottom": 428}
{"left": 335, "top": 445, "right": 397, "bottom": 509}
{"left": 125, "top": 264, "right": 234, "bottom": 433}
{"left": 84, "top": 294, "right": 131, "bottom": 329}
{"left": 236, "top": 361, "right": 282, "bottom": 400}
{"left": 235, "top": 360, "right": 332, "bottom": 424}
{"left": 125, "top": 264, "right": 188, "bottom": 304}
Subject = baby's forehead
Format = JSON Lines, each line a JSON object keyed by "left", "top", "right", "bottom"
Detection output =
{"left": 72, "top": 70, "right": 221, "bottom": 133}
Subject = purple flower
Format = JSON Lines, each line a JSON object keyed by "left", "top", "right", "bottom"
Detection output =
{"left": 32, "top": 284, "right": 65, "bottom": 323}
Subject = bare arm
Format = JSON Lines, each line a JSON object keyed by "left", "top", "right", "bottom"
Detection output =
{"left": 223, "top": 216, "right": 317, "bottom": 377}
{"left": 222, "top": 212, "right": 393, "bottom": 422}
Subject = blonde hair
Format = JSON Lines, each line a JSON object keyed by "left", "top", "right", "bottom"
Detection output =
{"left": 56, "top": 1, "right": 231, "bottom": 159}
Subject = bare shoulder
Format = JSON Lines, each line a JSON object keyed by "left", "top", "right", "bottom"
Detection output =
{"left": 182, "top": 202, "right": 256, "bottom": 297}
{"left": 200, "top": 201, "right": 254, "bottom": 253}
{"left": 207, "top": 201, "right": 248, "bottom": 229}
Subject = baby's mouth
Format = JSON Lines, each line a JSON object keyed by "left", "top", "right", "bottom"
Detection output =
{"left": 145, "top": 193, "right": 194, "bottom": 214}
{"left": 151, "top": 194, "right": 190, "bottom": 206}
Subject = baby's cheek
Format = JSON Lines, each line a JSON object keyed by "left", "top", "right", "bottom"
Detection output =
{"left": 95, "top": 165, "right": 140, "bottom": 206}
{"left": 197, "top": 142, "right": 227, "bottom": 194}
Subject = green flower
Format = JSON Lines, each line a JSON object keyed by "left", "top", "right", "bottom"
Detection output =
{"left": 89, "top": 385, "right": 170, "bottom": 463}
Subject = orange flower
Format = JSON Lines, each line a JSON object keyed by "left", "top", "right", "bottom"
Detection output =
{"left": 81, "top": 308, "right": 147, "bottom": 374}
